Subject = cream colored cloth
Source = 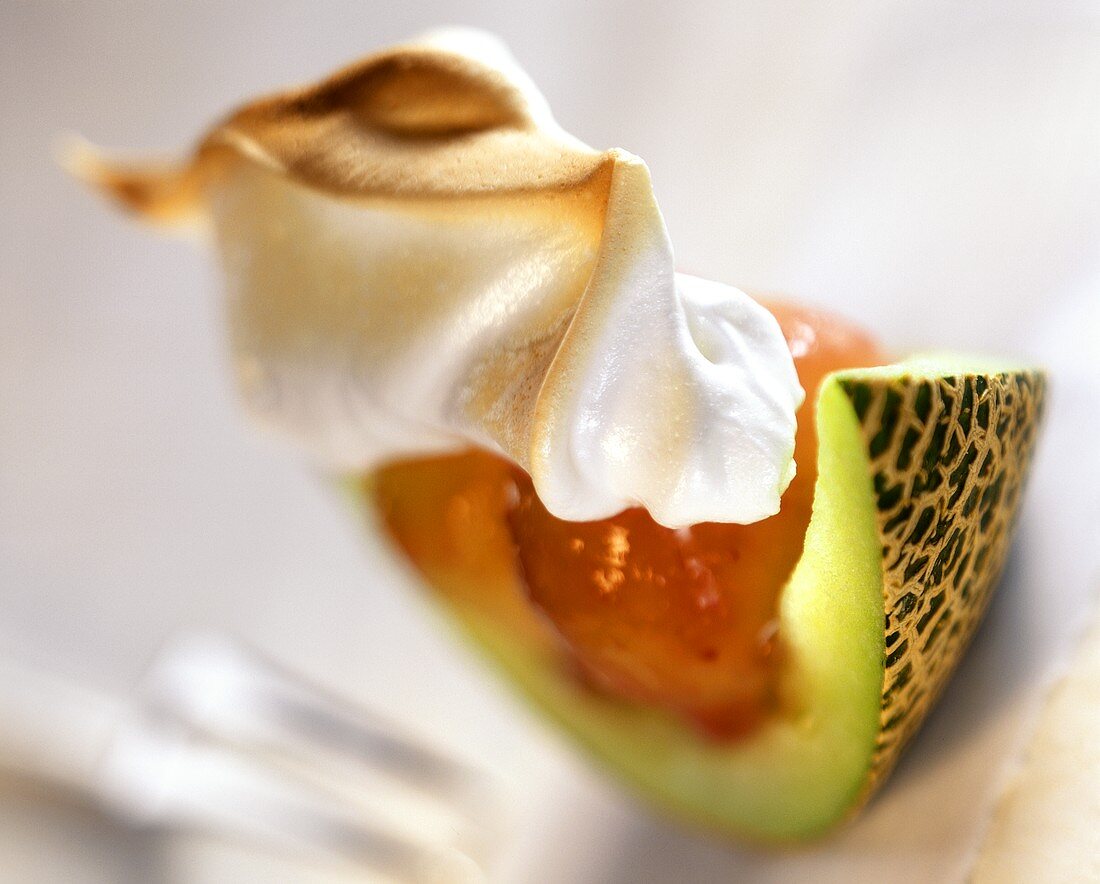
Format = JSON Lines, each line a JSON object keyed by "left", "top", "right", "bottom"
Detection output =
{"left": 973, "top": 609, "right": 1100, "bottom": 883}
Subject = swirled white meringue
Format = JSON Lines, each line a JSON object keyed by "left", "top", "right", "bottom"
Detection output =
{"left": 70, "top": 28, "right": 803, "bottom": 527}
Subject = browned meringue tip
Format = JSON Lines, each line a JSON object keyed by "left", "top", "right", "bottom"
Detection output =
{"left": 61, "top": 30, "right": 805, "bottom": 529}
{"left": 56, "top": 134, "right": 204, "bottom": 228}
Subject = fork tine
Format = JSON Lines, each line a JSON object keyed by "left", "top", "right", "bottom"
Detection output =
{"left": 140, "top": 633, "right": 485, "bottom": 802}
{"left": 98, "top": 717, "right": 486, "bottom": 882}
{"left": 131, "top": 632, "right": 500, "bottom": 873}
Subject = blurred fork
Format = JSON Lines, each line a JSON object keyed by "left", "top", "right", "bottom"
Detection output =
{"left": 0, "top": 633, "right": 498, "bottom": 882}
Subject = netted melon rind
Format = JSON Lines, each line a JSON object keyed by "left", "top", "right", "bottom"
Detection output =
{"left": 838, "top": 370, "right": 1046, "bottom": 798}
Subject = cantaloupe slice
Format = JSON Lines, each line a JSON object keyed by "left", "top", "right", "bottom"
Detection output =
{"left": 65, "top": 32, "right": 1045, "bottom": 841}
{"left": 361, "top": 358, "right": 1044, "bottom": 841}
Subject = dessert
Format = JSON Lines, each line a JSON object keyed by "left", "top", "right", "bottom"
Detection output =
{"left": 71, "top": 29, "right": 1045, "bottom": 841}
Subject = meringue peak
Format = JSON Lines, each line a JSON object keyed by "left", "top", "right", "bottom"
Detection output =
{"left": 70, "top": 28, "right": 803, "bottom": 527}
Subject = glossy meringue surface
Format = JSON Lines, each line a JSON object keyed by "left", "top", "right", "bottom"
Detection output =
{"left": 73, "top": 29, "right": 803, "bottom": 527}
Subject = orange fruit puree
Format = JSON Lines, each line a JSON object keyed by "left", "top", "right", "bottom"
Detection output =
{"left": 376, "top": 302, "right": 883, "bottom": 739}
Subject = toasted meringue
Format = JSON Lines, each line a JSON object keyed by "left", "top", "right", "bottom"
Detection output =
{"left": 69, "top": 28, "right": 803, "bottom": 527}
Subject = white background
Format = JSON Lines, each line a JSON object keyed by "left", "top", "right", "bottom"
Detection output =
{"left": 2, "top": 1, "right": 1098, "bottom": 881}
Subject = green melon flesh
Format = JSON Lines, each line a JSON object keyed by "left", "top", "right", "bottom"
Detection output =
{"left": 355, "top": 355, "right": 1044, "bottom": 843}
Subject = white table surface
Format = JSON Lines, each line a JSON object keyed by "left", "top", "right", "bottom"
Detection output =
{"left": 2, "top": 2, "right": 1098, "bottom": 881}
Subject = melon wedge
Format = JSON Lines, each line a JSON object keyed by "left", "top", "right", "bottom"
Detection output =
{"left": 359, "top": 357, "right": 1045, "bottom": 842}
